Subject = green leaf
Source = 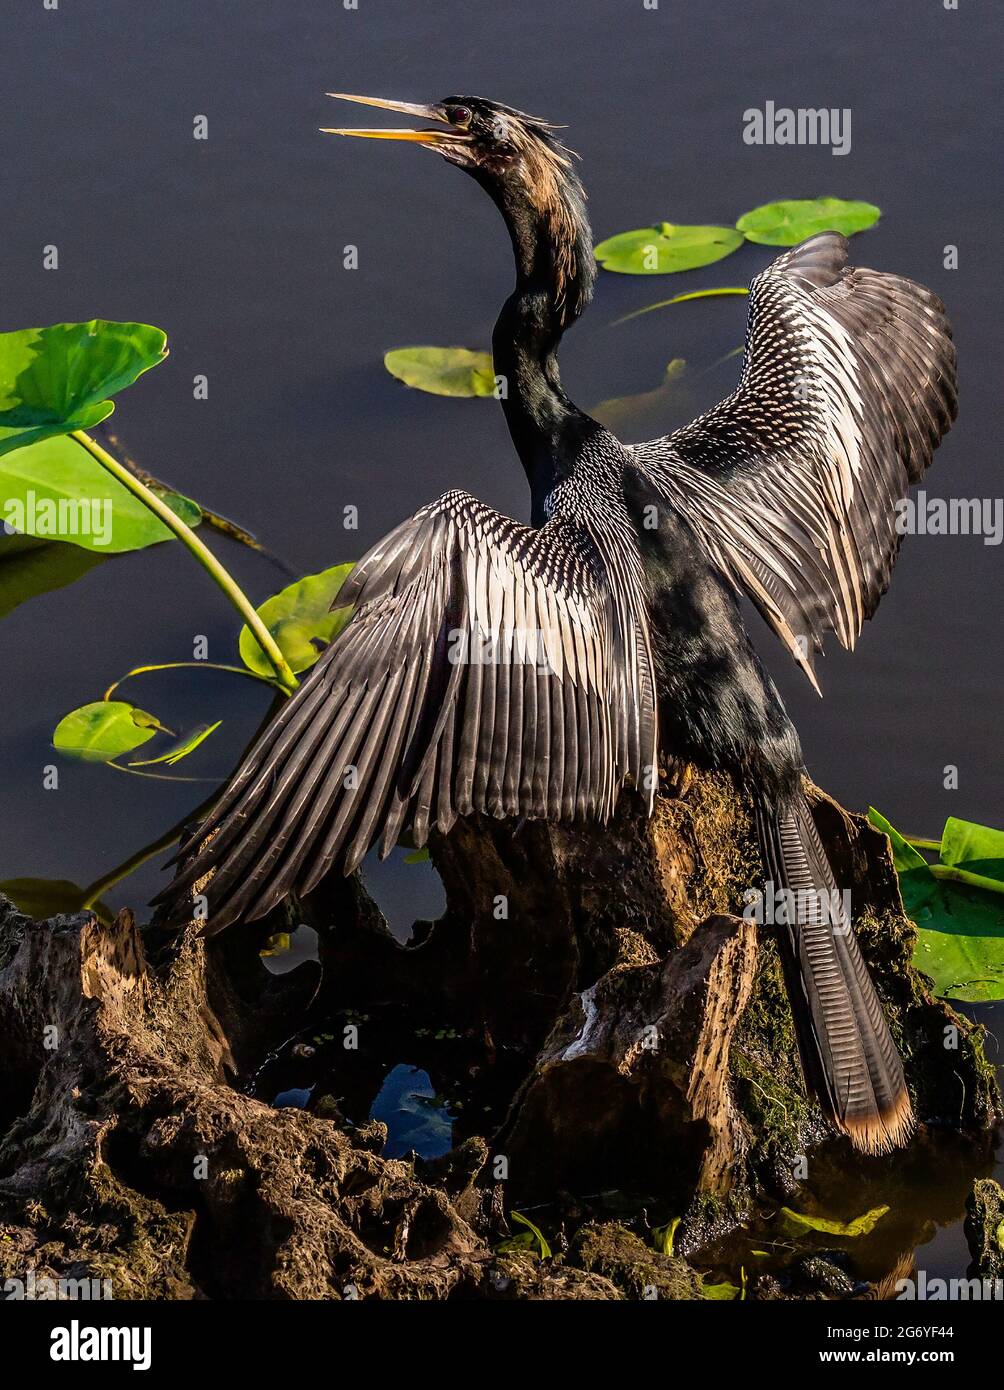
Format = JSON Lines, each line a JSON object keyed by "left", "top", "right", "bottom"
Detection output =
{"left": 383, "top": 347, "right": 496, "bottom": 398}
{"left": 778, "top": 1204, "right": 889, "bottom": 1238}
{"left": 615, "top": 287, "right": 748, "bottom": 325}
{"left": 239, "top": 563, "right": 355, "bottom": 678}
{"left": 500, "top": 1211, "right": 552, "bottom": 1260}
{"left": 995, "top": 1218, "right": 1004, "bottom": 1254}
{"left": 701, "top": 1280, "right": 741, "bottom": 1300}
{"left": 939, "top": 817, "right": 1004, "bottom": 890}
{"left": 0, "top": 532, "right": 106, "bottom": 619}
{"left": 0, "top": 320, "right": 167, "bottom": 457}
{"left": 652, "top": 1217, "right": 681, "bottom": 1256}
{"left": 260, "top": 932, "right": 292, "bottom": 958}
{"left": 870, "top": 808, "right": 1004, "bottom": 1002}
{"left": 594, "top": 223, "right": 743, "bottom": 275}
{"left": 0, "top": 434, "right": 201, "bottom": 552}
{"left": 128, "top": 720, "right": 222, "bottom": 767}
{"left": 403, "top": 846, "right": 431, "bottom": 865}
{"left": 52, "top": 700, "right": 162, "bottom": 763}
{"left": 735, "top": 198, "right": 881, "bottom": 247}
{"left": 867, "top": 807, "right": 929, "bottom": 874}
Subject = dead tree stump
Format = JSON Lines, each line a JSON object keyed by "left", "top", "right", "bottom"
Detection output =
{"left": 1, "top": 773, "right": 999, "bottom": 1298}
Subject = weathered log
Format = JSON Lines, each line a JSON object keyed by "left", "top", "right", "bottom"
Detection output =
{"left": 965, "top": 1178, "right": 1004, "bottom": 1283}
{"left": 0, "top": 771, "right": 999, "bottom": 1299}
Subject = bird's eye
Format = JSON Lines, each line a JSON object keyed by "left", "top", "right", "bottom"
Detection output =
{"left": 446, "top": 105, "right": 472, "bottom": 128}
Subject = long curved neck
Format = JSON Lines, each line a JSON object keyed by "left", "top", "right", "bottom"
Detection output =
{"left": 480, "top": 166, "right": 598, "bottom": 523}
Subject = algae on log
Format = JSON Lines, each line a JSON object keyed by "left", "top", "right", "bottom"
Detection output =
{"left": 0, "top": 771, "right": 999, "bottom": 1299}
{"left": 965, "top": 1179, "right": 1004, "bottom": 1283}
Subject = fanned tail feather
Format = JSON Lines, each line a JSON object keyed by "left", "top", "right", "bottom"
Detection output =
{"left": 755, "top": 792, "right": 914, "bottom": 1155}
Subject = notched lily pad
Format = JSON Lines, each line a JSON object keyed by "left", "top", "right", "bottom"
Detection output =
{"left": 384, "top": 347, "right": 496, "bottom": 398}
{"left": 736, "top": 198, "right": 881, "bottom": 246}
{"left": 239, "top": 563, "right": 356, "bottom": 679}
{"left": 52, "top": 700, "right": 163, "bottom": 762}
{"left": 594, "top": 223, "right": 743, "bottom": 274}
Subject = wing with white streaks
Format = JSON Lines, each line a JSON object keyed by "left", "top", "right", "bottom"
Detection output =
{"left": 634, "top": 233, "right": 957, "bottom": 690}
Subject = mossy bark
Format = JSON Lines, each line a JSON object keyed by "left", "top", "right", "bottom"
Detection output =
{"left": 0, "top": 772, "right": 999, "bottom": 1299}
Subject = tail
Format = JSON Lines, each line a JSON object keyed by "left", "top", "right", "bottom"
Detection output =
{"left": 754, "top": 792, "right": 914, "bottom": 1155}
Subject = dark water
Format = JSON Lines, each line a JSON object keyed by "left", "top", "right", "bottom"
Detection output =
{"left": 3, "top": 0, "right": 1001, "bottom": 1287}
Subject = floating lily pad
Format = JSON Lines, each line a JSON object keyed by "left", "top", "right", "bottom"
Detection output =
{"left": 384, "top": 347, "right": 496, "bottom": 398}
{"left": 594, "top": 223, "right": 743, "bottom": 275}
{"left": 736, "top": 198, "right": 881, "bottom": 246}
{"left": 778, "top": 1204, "right": 889, "bottom": 1238}
{"left": 0, "top": 434, "right": 200, "bottom": 552}
{"left": 0, "top": 320, "right": 167, "bottom": 457}
{"left": 869, "top": 809, "right": 1004, "bottom": 1002}
{"left": 53, "top": 700, "right": 163, "bottom": 762}
{"left": 239, "top": 563, "right": 355, "bottom": 679}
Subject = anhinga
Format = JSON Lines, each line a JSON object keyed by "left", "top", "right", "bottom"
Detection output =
{"left": 156, "top": 94, "right": 957, "bottom": 1155}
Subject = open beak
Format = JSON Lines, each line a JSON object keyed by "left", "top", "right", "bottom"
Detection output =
{"left": 321, "top": 93, "right": 460, "bottom": 146}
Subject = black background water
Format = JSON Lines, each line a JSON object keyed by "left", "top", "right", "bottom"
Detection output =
{"left": 3, "top": 2, "right": 1000, "bottom": 942}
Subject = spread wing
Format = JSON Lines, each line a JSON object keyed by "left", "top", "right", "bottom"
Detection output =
{"left": 633, "top": 232, "right": 957, "bottom": 691}
{"left": 155, "top": 489, "right": 657, "bottom": 931}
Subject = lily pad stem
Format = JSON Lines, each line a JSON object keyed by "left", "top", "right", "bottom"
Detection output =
{"left": 70, "top": 430, "right": 298, "bottom": 695}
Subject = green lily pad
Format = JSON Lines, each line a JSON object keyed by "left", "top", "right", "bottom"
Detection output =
{"left": 384, "top": 347, "right": 496, "bottom": 398}
{"left": 735, "top": 198, "right": 881, "bottom": 246}
{"left": 0, "top": 434, "right": 201, "bottom": 552}
{"left": 239, "top": 563, "right": 355, "bottom": 679}
{"left": 778, "top": 1204, "right": 889, "bottom": 1238}
{"left": 869, "top": 809, "right": 1004, "bottom": 1002}
{"left": 0, "top": 533, "right": 106, "bottom": 620}
{"left": 940, "top": 817, "right": 1004, "bottom": 888}
{"left": 594, "top": 223, "right": 743, "bottom": 275}
{"left": 53, "top": 700, "right": 163, "bottom": 763}
{"left": 0, "top": 320, "right": 167, "bottom": 457}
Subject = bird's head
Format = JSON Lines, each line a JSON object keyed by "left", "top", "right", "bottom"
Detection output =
{"left": 322, "top": 93, "right": 594, "bottom": 322}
